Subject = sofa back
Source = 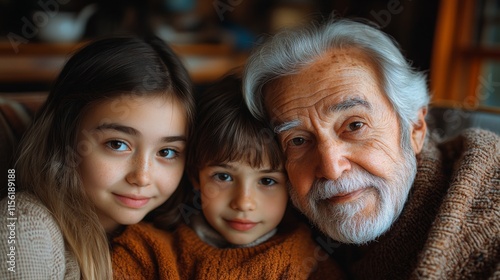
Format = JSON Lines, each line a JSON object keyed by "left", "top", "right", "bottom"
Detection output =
{"left": 0, "top": 93, "right": 47, "bottom": 175}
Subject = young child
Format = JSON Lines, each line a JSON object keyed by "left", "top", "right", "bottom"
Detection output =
{"left": 0, "top": 36, "right": 195, "bottom": 279}
{"left": 112, "top": 74, "right": 344, "bottom": 279}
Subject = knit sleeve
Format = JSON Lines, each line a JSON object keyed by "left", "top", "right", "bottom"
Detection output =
{"left": 286, "top": 225, "right": 346, "bottom": 280}
{"left": 0, "top": 193, "right": 77, "bottom": 279}
{"left": 111, "top": 222, "right": 180, "bottom": 280}
{"left": 413, "top": 129, "right": 500, "bottom": 279}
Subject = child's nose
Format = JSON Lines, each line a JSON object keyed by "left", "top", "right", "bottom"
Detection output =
{"left": 126, "top": 156, "right": 152, "bottom": 187}
{"left": 230, "top": 187, "right": 256, "bottom": 212}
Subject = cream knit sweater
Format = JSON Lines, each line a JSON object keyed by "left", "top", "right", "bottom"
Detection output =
{"left": 0, "top": 192, "right": 80, "bottom": 279}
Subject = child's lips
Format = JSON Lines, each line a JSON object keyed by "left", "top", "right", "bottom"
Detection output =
{"left": 114, "top": 193, "right": 151, "bottom": 208}
{"left": 226, "top": 219, "right": 258, "bottom": 231}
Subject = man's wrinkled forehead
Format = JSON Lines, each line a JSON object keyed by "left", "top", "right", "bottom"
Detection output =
{"left": 264, "top": 48, "right": 375, "bottom": 91}
{"left": 262, "top": 48, "right": 378, "bottom": 116}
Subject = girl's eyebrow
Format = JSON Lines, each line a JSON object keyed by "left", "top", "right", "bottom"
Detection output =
{"left": 95, "top": 123, "right": 186, "bottom": 143}
{"left": 95, "top": 123, "right": 139, "bottom": 136}
{"left": 161, "top": 136, "right": 186, "bottom": 143}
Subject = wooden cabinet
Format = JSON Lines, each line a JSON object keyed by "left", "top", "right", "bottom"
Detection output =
{"left": 0, "top": 41, "right": 247, "bottom": 90}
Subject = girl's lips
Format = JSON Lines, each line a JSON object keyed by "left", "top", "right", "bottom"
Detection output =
{"left": 328, "top": 188, "right": 367, "bottom": 204}
{"left": 226, "top": 220, "right": 258, "bottom": 231}
{"left": 114, "top": 194, "right": 150, "bottom": 208}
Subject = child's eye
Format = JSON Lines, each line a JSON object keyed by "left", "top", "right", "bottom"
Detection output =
{"left": 259, "top": 178, "right": 277, "bottom": 186}
{"left": 106, "top": 140, "right": 129, "bottom": 151}
{"left": 158, "top": 148, "right": 177, "bottom": 159}
{"left": 213, "top": 173, "right": 232, "bottom": 182}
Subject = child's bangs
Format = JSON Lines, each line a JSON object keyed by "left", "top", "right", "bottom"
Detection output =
{"left": 202, "top": 120, "right": 283, "bottom": 171}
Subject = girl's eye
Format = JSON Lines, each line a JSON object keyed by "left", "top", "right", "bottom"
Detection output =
{"left": 106, "top": 140, "right": 129, "bottom": 151}
{"left": 259, "top": 178, "right": 277, "bottom": 186}
{"left": 159, "top": 148, "right": 177, "bottom": 159}
{"left": 214, "top": 173, "right": 232, "bottom": 182}
{"left": 347, "top": 122, "right": 364, "bottom": 131}
{"left": 288, "top": 137, "right": 305, "bottom": 146}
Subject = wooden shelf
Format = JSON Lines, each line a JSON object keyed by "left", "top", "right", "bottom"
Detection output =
{"left": 0, "top": 41, "right": 247, "bottom": 86}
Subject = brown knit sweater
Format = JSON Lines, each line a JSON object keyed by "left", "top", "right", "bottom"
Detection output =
{"left": 331, "top": 128, "right": 499, "bottom": 279}
{"left": 112, "top": 221, "right": 345, "bottom": 279}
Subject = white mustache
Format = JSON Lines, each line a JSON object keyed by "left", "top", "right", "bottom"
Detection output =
{"left": 309, "top": 170, "right": 387, "bottom": 200}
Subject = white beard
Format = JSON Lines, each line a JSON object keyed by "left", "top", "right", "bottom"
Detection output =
{"left": 289, "top": 143, "right": 417, "bottom": 244}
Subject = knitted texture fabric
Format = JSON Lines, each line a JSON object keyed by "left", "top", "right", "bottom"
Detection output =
{"left": 188, "top": 213, "right": 278, "bottom": 248}
{"left": 112, "top": 221, "right": 345, "bottom": 279}
{"left": 0, "top": 192, "right": 80, "bottom": 279}
{"left": 112, "top": 222, "right": 179, "bottom": 279}
{"left": 332, "top": 128, "right": 499, "bottom": 279}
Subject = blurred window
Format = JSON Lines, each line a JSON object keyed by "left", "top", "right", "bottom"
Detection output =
{"left": 432, "top": 0, "right": 500, "bottom": 112}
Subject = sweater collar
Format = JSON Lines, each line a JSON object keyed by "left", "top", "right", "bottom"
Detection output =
{"left": 189, "top": 214, "right": 277, "bottom": 248}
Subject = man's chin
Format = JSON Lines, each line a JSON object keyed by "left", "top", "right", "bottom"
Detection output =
{"left": 318, "top": 221, "right": 389, "bottom": 245}
{"left": 309, "top": 201, "right": 395, "bottom": 245}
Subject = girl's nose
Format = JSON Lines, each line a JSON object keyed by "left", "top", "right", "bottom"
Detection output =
{"left": 126, "top": 155, "right": 152, "bottom": 187}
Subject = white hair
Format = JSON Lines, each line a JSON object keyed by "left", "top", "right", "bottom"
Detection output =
{"left": 243, "top": 18, "right": 430, "bottom": 147}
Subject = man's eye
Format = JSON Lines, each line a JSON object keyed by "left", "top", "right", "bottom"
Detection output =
{"left": 347, "top": 122, "right": 364, "bottom": 131}
{"left": 159, "top": 149, "right": 177, "bottom": 159}
{"left": 288, "top": 137, "right": 305, "bottom": 146}
{"left": 259, "top": 178, "right": 277, "bottom": 186}
{"left": 106, "top": 140, "right": 129, "bottom": 151}
{"left": 214, "top": 173, "right": 232, "bottom": 181}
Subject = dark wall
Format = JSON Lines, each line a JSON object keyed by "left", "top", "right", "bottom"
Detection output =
{"left": 0, "top": 0, "right": 440, "bottom": 74}
{"left": 316, "top": 0, "right": 440, "bottom": 72}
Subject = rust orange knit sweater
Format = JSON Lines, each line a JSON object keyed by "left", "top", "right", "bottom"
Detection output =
{"left": 112, "top": 222, "right": 344, "bottom": 279}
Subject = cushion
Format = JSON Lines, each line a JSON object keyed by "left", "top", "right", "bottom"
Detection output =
{"left": 0, "top": 93, "right": 47, "bottom": 175}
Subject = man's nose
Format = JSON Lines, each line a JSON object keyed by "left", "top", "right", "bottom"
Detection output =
{"left": 315, "top": 139, "right": 351, "bottom": 181}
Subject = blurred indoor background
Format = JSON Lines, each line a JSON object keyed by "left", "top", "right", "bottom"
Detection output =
{"left": 0, "top": 0, "right": 499, "bottom": 115}
{"left": 0, "top": 0, "right": 440, "bottom": 90}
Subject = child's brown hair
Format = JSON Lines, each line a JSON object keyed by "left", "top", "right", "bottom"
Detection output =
{"left": 187, "top": 73, "right": 284, "bottom": 185}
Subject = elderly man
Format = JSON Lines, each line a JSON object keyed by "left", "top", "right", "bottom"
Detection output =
{"left": 243, "top": 18, "right": 499, "bottom": 279}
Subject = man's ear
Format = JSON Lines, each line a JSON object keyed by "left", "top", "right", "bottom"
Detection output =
{"left": 410, "top": 107, "right": 427, "bottom": 154}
